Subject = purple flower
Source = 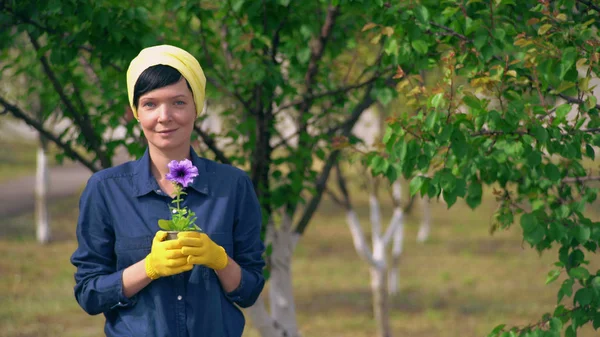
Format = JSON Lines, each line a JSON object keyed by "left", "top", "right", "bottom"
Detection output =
{"left": 166, "top": 159, "right": 198, "bottom": 187}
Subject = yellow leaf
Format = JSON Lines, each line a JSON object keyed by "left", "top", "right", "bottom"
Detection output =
{"left": 576, "top": 58, "right": 588, "bottom": 68}
{"left": 514, "top": 39, "right": 533, "bottom": 47}
{"left": 579, "top": 77, "right": 591, "bottom": 91}
{"left": 362, "top": 22, "right": 378, "bottom": 32}
{"left": 382, "top": 26, "right": 394, "bottom": 37}
{"left": 506, "top": 70, "right": 517, "bottom": 77}
{"left": 555, "top": 13, "right": 567, "bottom": 22}
{"left": 538, "top": 24, "right": 552, "bottom": 35}
{"left": 582, "top": 19, "right": 595, "bottom": 28}
{"left": 527, "top": 18, "right": 540, "bottom": 25}
{"left": 370, "top": 34, "right": 382, "bottom": 44}
{"left": 396, "top": 80, "right": 410, "bottom": 92}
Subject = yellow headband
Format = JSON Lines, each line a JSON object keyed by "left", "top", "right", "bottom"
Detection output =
{"left": 126, "top": 45, "right": 206, "bottom": 119}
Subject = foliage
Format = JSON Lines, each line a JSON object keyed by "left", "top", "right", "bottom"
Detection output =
{"left": 366, "top": 0, "right": 600, "bottom": 336}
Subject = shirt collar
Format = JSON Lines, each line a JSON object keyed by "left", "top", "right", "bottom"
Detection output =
{"left": 133, "top": 147, "right": 210, "bottom": 197}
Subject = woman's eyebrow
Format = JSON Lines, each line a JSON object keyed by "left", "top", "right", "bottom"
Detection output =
{"left": 140, "top": 94, "right": 188, "bottom": 101}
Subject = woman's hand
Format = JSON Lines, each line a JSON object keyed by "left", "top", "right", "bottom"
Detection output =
{"left": 177, "top": 232, "right": 229, "bottom": 270}
{"left": 145, "top": 231, "right": 193, "bottom": 280}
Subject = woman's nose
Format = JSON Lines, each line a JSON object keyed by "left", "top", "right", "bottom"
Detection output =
{"left": 157, "top": 104, "right": 171, "bottom": 122}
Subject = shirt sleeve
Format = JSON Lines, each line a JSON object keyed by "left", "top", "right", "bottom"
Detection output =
{"left": 70, "top": 174, "right": 136, "bottom": 315}
{"left": 224, "top": 174, "right": 266, "bottom": 308}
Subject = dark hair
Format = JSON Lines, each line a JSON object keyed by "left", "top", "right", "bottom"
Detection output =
{"left": 133, "top": 64, "right": 193, "bottom": 108}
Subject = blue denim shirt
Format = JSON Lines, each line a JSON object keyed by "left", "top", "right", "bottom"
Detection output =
{"left": 70, "top": 148, "right": 265, "bottom": 337}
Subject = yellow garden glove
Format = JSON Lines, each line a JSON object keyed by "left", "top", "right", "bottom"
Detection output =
{"left": 145, "top": 231, "right": 193, "bottom": 280}
{"left": 177, "top": 232, "right": 229, "bottom": 271}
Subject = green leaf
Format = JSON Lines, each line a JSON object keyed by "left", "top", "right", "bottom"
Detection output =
{"left": 443, "top": 189, "right": 458, "bottom": 208}
{"left": 591, "top": 277, "right": 600, "bottom": 292}
{"left": 565, "top": 325, "right": 576, "bottom": 337}
{"left": 555, "top": 103, "right": 572, "bottom": 121}
{"left": 560, "top": 47, "right": 577, "bottom": 80}
{"left": 585, "top": 144, "right": 595, "bottom": 160}
{"left": 550, "top": 317, "right": 563, "bottom": 332}
{"left": 556, "top": 205, "right": 570, "bottom": 219}
{"left": 520, "top": 213, "right": 538, "bottom": 233}
{"left": 594, "top": 313, "right": 600, "bottom": 330}
{"left": 466, "top": 181, "right": 483, "bottom": 209}
{"left": 463, "top": 93, "right": 482, "bottom": 110}
{"left": 414, "top": 5, "right": 430, "bottom": 25}
{"left": 424, "top": 111, "right": 438, "bottom": 131}
{"left": 375, "top": 87, "right": 394, "bottom": 105}
{"left": 158, "top": 219, "right": 174, "bottom": 231}
{"left": 382, "top": 125, "right": 395, "bottom": 144}
{"left": 527, "top": 151, "right": 542, "bottom": 167}
{"left": 409, "top": 176, "right": 427, "bottom": 197}
{"left": 546, "top": 269, "right": 561, "bottom": 285}
{"left": 411, "top": 40, "right": 428, "bottom": 54}
{"left": 532, "top": 125, "right": 548, "bottom": 145}
{"left": 545, "top": 163, "right": 561, "bottom": 182}
{"left": 574, "top": 226, "right": 591, "bottom": 244}
{"left": 450, "top": 129, "right": 468, "bottom": 158}
{"left": 488, "top": 324, "right": 506, "bottom": 337}
{"left": 568, "top": 267, "right": 589, "bottom": 280}
{"left": 574, "top": 287, "right": 594, "bottom": 306}
{"left": 430, "top": 93, "right": 444, "bottom": 109}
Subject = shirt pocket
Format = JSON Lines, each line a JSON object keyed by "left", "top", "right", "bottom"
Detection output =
{"left": 114, "top": 235, "right": 153, "bottom": 270}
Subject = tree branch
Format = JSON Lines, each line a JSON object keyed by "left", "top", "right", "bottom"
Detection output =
{"left": 558, "top": 93, "right": 600, "bottom": 110}
{"left": 472, "top": 127, "right": 600, "bottom": 137}
{"left": 0, "top": 96, "right": 97, "bottom": 172}
{"left": 294, "top": 80, "right": 378, "bottom": 235}
{"left": 272, "top": 72, "right": 386, "bottom": 114}
{"left": 193, "top": 125, "right": 231, "bottom": 165}
{"left": 427, "top": 21, "right": 600, "bottom": 111}
{"left": 270, "top": 2, "right": 291, "bottom": 64}
{"left": 205, "top": 75, "right": 254, "bottom": 113}
{"left": 429, "top": 22, "right": 469, "bottom": 41}
{"left": 562, "top": 175, "right": 600, "bottom": 183}
{"left": 28, "top": 33, "right": 110, "bottom": 168}
{"left": 576, "top": 0, "right": 600, "bottom": 13}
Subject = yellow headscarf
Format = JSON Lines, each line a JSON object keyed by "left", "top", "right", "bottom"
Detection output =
{"left": 126, "top": 45, "right": 206, "bottom": 119}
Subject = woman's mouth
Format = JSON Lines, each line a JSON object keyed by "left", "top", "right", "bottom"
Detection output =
{"left": 157, "top": 129, "right": 177, "bottom": 136}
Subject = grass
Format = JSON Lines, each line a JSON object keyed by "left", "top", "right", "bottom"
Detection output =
{"left": 1, "top": 185, "right": 599, "bottom": 337}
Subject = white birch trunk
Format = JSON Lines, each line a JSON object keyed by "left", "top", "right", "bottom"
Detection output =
{"left": 371, "top": 265, "right": 391, "bottom": 337}
{"left": 387, "top": 212, "right": 404, "bottom": 296}
{"left": 245, "top": 292, "right": 283, "bottom": 337}
{"left": 247, "top": 213, "right": 301, "bottom": 337}
{"left": 416, "top": 196, "right": 431, "bottom": 243}
{"left": 35, "top": 131, "right": 50, "bottom": 244}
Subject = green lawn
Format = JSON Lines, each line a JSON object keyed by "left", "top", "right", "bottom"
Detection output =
{"left": 1, "top": 186, "right": 599, "bottom": 337}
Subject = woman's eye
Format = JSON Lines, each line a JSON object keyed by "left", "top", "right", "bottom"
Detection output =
{"left": 143, "top": 102, "right": 155, "bottom": 108}
{"left": 175, "top": 101, "right": 186, "bottom": 106}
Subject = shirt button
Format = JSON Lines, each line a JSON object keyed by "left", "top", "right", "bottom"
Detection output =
{"left": 177, "top": 295, "right": 182, "bottom": 301}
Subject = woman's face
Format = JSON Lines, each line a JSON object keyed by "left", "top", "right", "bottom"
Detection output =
{"left": 137, "top": 77, "right": 196, "bottom": 154}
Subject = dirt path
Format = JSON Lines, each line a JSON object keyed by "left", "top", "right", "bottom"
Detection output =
{"left": 0, "top": 150, "right": 131, "bottom": 218}
{"left": 0, "top": 163, "right": 92, "bottom": 218}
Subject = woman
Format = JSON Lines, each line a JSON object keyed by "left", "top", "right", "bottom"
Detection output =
{"left": 71, "top": 45, "right": 265, "bottom": 337}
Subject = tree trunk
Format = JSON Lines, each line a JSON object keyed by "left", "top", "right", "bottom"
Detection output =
{"left": 416, "top": 196, "right": 431, "bottom": 243}
{"left": 35, "top": 134, "right": 50, "bottom": 244}
{"left": 269, "top": 224, "right": 300, "bottom": 336}
{"left": 247, "top": 214, "right": 300, "bottom": 337}
{"left": 245, "top": 292, "right": 284, "bottom": 337}
{"left": 371, "top": 265, "right": 391, "bottom": 337}
{"left": 388, "top": 214, "right": 404, "bottom": 296}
